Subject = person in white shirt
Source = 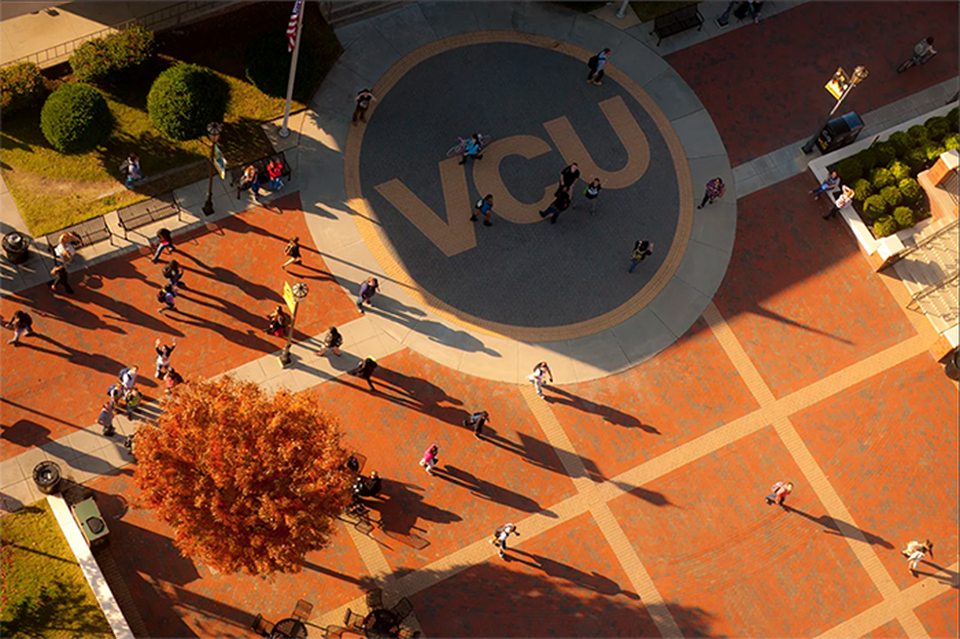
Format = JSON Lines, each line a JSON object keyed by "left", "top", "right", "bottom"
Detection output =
{"left": 526, "top": 362, "right": 553, "bottom": 399}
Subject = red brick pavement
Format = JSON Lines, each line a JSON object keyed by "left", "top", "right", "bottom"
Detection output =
{"left": 914, "top": 589, "right": 959, "bottom": 639}
{"left": 667, "top": 2, "right": 959, "bottom": 165}
{"left": 863, "top": 619, "right": 908, "bottom": 638}
{"left": 1, "top": 194, "right": 358, "bottom": 461}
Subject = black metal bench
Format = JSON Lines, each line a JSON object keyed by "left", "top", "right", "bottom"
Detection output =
{"left": 116, "top": 193, "right": 182, "bottom": 240}
{"left": 650, "top": 4, "right": 703, "bottom": 45}
{"left": 45, "top": 216, "right": 114, "bottom": 261}
{"left": 229, "top": 151, "right": 292, "bottom": 196}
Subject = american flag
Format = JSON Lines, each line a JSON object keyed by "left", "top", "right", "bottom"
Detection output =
{"left": 286, "top": 1, "right": 302, "bottom": 53}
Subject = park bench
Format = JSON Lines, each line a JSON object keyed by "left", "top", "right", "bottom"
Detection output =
{"left": 229, "top": 151, "right": 292, "bottom": 197}
{"left": 115, "top": 193, "right": 182, "bottom": 240}
{"left": 45, "top": 216, "right": 114, "bottom": 262}
{"left": 650, "top": 4, "right": 703, "bottom": 46}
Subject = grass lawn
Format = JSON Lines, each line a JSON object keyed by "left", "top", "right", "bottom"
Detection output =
{"left": 1, "top": 499, "right": 113, "bottom": 638}
{"left": 0, "top": 1, "right": 341, "bottom": 236}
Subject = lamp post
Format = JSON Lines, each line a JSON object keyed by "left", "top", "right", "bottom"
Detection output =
{"left": 801, "top": 65, "right": 868, "bottom": 154}
{"left": 201, "top": 122, "right": 223, "bottom": 216}
{"left": 615, "top": 0, "right": 630, "bottom": 19}
{"left": 278, "top": 282, "right": 308, "bottom": 367}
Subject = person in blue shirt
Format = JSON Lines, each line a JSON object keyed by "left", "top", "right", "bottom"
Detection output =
{"left": 459, "top": 134, "right": 484, "bottom": 165}
{"left": 471, "top": 194, "right": 494, "bottom": 227}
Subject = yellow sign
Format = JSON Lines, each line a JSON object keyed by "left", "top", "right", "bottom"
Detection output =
{"left": 825, "top": 68, "right": 849, "bottom": 100}
{"left": 283, "top": 281, "right": 298, "bottom": 315}
{"left": 214, "top": 144, "right": 226, "bottom": 180}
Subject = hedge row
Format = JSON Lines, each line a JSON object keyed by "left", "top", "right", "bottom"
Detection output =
{"left": 69, "top": 24, "right": 155, "bottom": 83}
{"left": 0, "top": 61, "right": 45, "bottom": 116}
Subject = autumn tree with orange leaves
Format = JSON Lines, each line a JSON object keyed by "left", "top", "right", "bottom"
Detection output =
{"left": 133, "top": 376, "right": 353, "bottom": 576}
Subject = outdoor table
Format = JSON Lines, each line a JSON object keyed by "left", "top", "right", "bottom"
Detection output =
{"left": 271, "top": 618, "right": 308, "bottom": 638}
{"left": 362, "top": 609, "right": 399, "bottom": 638}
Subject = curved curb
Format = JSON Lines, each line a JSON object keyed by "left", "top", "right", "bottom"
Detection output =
{"left": 296, "top": 1, "right": 734, "bottom": 383}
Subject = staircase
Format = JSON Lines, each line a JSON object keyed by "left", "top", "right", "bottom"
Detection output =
{"left": 319, "top": 1, "right": 409, "bottom": 27}
{"left": 893, "top": 218, "right": 959, "bottom": 333}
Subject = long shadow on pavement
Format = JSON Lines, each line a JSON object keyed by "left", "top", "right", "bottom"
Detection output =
{"left": 783, "top": 504, "right": 895, "bottom": 549}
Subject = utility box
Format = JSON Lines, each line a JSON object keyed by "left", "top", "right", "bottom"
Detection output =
{"left": 71, "top": 497, "right": 109, "bottom": 547}
{"left": 816, "top": 112, "right": 864, "bottom": 153}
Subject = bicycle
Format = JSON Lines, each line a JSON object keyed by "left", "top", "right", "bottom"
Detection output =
{"left": 446, "top": 134, "right": 492, "bottom": 158}
{"left": 897, "top": 50, "right": 936, "bottom": 73}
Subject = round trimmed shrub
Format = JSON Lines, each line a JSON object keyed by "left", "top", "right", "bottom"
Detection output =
{"left": 922, "top": 142, "right": 945, "bottom": 163}
{"left": 924, "top": 116, "right": 949, "bottom": 142}
{"left": 893, "top": 206, "right": 914, "bottom": 230}
{"left": 873, "top": 142, "right": 896, "bottom": 167}
{"left": 944, "top": 133, "right": 959, "bottom": 151}
{"left": 855, "top": 148, "right": 877, "bottom": 172}
{"left": 244, "top": 31, "right": 320, "bottom": 101}
{"left": 870, "top": 167, "right": 894, "bottom": 191}
{"left": 908, "top": 124, "right": 929, "bottom": 146}
{"left": 851, "top": 178, "right": 874, "bottom": 202}
{"left": 915, "top": 208, "right": 933, "bottom": 221}
{"left": 863, "top": 194, "right": 889, "bottom": 220}
{"left": 880, "top": 185, "right": 902, "bottom": 208}
{"left": 148, "top": 63, "right": 228, "bottom": 140}
{"left": 887, "top": 131, "right": 911, "bottom": 157}
{"left": 904, "top": 148, "right": 927, "bottom": 175}
{"left": 873, "top": 216, "right": 899, "bottom": 238}
{"left": 836, "top": 157, "right": 863, "bottom": 185}
{"left": 888, "top": 160, "right": 911, "bottom": 183}
{"left": 1, "top": 61, "right": 45, "bottom": 116}
{"left": 40, "top": 82, "right": 112, "bottom": 153}
{"left": 898, "top": 177, "right": 922, "bottom": 204}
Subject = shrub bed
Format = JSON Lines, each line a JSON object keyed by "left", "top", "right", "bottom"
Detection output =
{"left": 244, "top": 30, "right": 321, "bottom": 101}
{"left": 148, "top": 63, "right": 229, "bottom": 140}
{"left": 70, "top": 25, "right": 155, "bottom": 83}
{"left": 40, "top": 83, "right": 112, "bottom": 153}
{"left": 0, "top": 62, "right": 46, "bottom": 116}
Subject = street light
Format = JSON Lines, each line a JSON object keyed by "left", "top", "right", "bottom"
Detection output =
{"left": 278, "top": 282, "right": 309, "bottom": 367}
{"left": 201, "top": 122, "right": 223, "bottom": 217}
{"left": 802, "top": 65, "right": 869, "bottom": 154}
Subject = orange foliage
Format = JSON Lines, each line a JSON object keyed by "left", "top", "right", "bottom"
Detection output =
{"left": 133, "top": 375, "right": 352, "bottom": 576}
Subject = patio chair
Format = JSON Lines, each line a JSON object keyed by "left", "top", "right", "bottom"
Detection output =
{"left": 292, "top": 599, "right": 313, "bottom": 621}
{"left": 389, "top": 597, "right": 414, "bottom": 623}
{"left": 365, "top": 588, "right": 384, "bottom": 610}
{"left": 397, "top": 628, "right": 421, "bottom": 638}
{"left": 323, "top": 625, "right": 351, "bottom": 638}
{"left": 344, "top": 608, "right": 366, "bottom": 630}
{"left": 251, "top": 613, "right": 275, "bottom": 637}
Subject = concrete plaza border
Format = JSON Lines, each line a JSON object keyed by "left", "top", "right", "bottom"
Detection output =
{"left": 297, "top": 0, "right": 735, "bottom": 383}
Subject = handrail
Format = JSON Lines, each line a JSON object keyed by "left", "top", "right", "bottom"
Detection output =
{"left": 889, "top": 217, "right": 959, "bottom": 265}
{"left": 906, "top": 269, "right": 959, "bottom": 313}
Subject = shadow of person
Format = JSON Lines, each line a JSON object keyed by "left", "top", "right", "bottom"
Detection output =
{"left": 545, "top": 386, "right": 659, "bottom": 433}
{"left": 782, "top": 505, "right": 894, "bottom": 549}
{"left": 363, "top": 479, "right": 462, "bottom": 539}
{"left": 508, "top": 550, "right": 639, "bottom": 598}
{"left": 432, "top": 465, "right": 555, "bottom": 516}
{"left": 909, "top": 561, "right": 959, "bottom": 588}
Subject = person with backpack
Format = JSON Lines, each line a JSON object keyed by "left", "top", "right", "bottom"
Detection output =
{"left": 281, "top": 237, "right": 302, "bottom": 271}
{"left": 419, "top": 443, "right": 439, "bottom": 475}
{"left": 157, "top": 283, "right": 178, "bottom": 314}
{"left": 902, "top": 539, "right": 933, "bottom": 576}
{"left": 459, "top": 134, "right": 484, "bottom": 165}
{"left": 765, "top": 480, "right": 794, "bottom": 507}
{"left": 629, "top": 240, "right": 654, "bottom": 273}
{"left": 152, "top": 228, "right": 175, "bottom": 263}
{"left": 316, "top": 326, "right": 343, "bottom": 357}
{"left": 154, "top": 337, "right": 178, "bottom": 378}
{"left": 357, "top": 277, "right": 380, "bottom": 314}
{"left": 464, "top": 410, "right": 489, "bottom": 440}
{"left": 54, "top": 232, "right": 82, "bottom": 265}
{"left": 267, "top": 158, "right": 285, "bottom": 191}
{"left": 491, "top": 523, "right": 519, "bottom": 559}
{"left": 119, "top": 153, "right": 144, "bottom": 188}
{"left": 351, "top": 356, "right": 378, "bottom": 390}
{"left": 698, "top": 177, "right": 726, "bottom": 209}
{"left": 471, "top": 194, "right": 494, "bottom": 227}
{"left": 119, "top": 365, "right": 139, "bottom": 392}
{"left": 265, "top": 305, "right": 290, "bottom": 337}
{"left": 6, "top": 310, "right": 35, "bottom": 345}
{"left": 587, "top": 48, "right": 611, "bottom": 85}
{"left": 162, "top": 259, "right": 187, "bottom": 289}
{"left": 539, "top": 187, "right": 571, "bottom": 225}
{"left": 353, "top": 89, "right": 377, "bottom": 126}
{"left": 583, "top": 177, "right": 602, "bottom": 215}
{"left": 527, "top": 361, "right": 553, "bottom": 399}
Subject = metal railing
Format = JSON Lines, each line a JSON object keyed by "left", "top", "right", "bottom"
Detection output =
{"left": 906, "top": 269, "right": 959, "bottom": 315}
{"left": 888, "top": 217, "right": 959, "bottom": 266}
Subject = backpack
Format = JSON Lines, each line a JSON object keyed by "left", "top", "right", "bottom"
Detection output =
{"left": 476, "top": 198, "right": 485, "bottom": 210}
{"left": 157, "top": 289, "right": 167, "bottom": 303}
{"left": 162, "top": 263, "right": 176, "bottom": 278}
{"left": 587, "top": 55, "right": 599, "bottom": 70}
{"left": 119, "top": 159, "right": 130, "bottom": 175}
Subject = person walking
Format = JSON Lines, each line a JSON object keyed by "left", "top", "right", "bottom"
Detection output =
{"left": 587, "top": 48, "right": 611, "bottom": 85}
{"left": 162, "top": 259, "right": 187, "bottom": 289}
{"left": 491, "top": 523, "right": 519, "bottom": 559}
{"left": 824, "top": 184, "right": 855, "bottom": 220}
{"left": 163, "top": 367, "right": 184, "bottom": 394}
{"left": 539, "top": 187, "right": 572, "bottom": 225}
{"left": 281, "top": 237, "right": 302, "bottom": 271}
{"left": 810, "top": 171, "right": 840, "bottom": 200}
{"left": 357, "top": 277, "right": 380, "bottom": 314}
{"left": 154, "top": 337, "right": 178, "bottom": 378}
{"left": 527, "top": 361, "right": 553, "bottom": 399}
{"left": 151, "top": 228, "right": 175, "bottom": 263}
{"left": 698, "top": 177, "right": 726, "bottom": 209}
{"left": 97, "top": 401, "right": 116, "bottom": 436}
{"left": 471, "top": 194, "right": 494, "bottom": 227}
{"left": 119, "top": 365, "right": 139, "bottom": 392}
{"left": 54, "top": 231, "right": 82, "bottom": 265}
{"left": 765, "top": 480, "right": 794, "bottom": 507}
{"left": 353, "top": 89, "right": 377, "bottom": 125}
{"left": 559, "top": 163, "right": 581, "bottom": 193}
{"left": 316, "top": 326, "right": 344, "bottom": 357}
{"left": 157, "top": 283, "right": 178, "bottom": 314}
{"left": 902, "top": 539, "right": 933, "bottom": 576}
{"left": 266, "top": 158, "right": 285, "bottom": 191}
{"left": 583, "top": 177, "right": 602, "bottom": 215}
{"left": 6, "top": 310, "right": 35, "bottom": 345}
{"left": 120, "top": 153, "right": 144, "bottom": 188}
{"left": 459, "top": 134, "right": 485, "bottom": 165}
{"left": 628, "top": 239, "right": 654, "bottom": 273}
{"left": 49, "top": 265, "right": 75, "bottom": 295}
{"left": 351, "top": 356, "right": 378, "bottom": 390}
{"left": 265, "top": 305, "right": 290, "bottom": 337}
{"left": 464, "top": 410, "right": 489, "bottom": 439}
{"left": 419, "top": 444, "right": 440, "bottom": 475}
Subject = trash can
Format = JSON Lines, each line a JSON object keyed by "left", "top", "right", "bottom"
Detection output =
{"left": 33, "top": 461, "right": 62, "bottom": 495}
{"left": 2, "top": 232, "right": 31, "bottom": 264}
{"left": 71, "top": 496, "right": 110, "bottom": 547}
{"left": 816, "top": 112, "right": 864, "bottom": 154}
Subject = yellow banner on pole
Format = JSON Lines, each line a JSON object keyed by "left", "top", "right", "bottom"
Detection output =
{"left": 283, "top": 281, "right": 298, "bottom": 315}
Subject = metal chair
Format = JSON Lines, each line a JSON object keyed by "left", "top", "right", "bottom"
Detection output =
{"left": 344, "top": 608, "right": 366, "bottom": 630}
{"left": 251, "top": 613, "right": 275, "bottom": 637}
{"left": 365, "top": 588, "right": 384, "bottom": 610}
{"left": 389, "top": 597, "right": 414, "bottom": 623}
{"left": 323, "top": 626, "right": 350, "bottom": 639}
{"left": 292, "top": 599, "right": 313, "bottom": 622}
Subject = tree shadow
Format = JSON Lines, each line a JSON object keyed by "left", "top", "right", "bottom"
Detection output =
{"left": 1, "top": 579, "right": 114, "bottom": 638}
{"left": 545, "top": 386, "right": 660, "bottom": 434}
{"left": 432, "top": 464, "right": 556, "bottom": 516}
{"left": 782, "top": 505, "right": 894, "bottom": 549}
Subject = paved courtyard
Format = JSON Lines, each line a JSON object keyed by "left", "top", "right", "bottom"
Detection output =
{"left": 1, "top": 2, "right": 958, "bottom": 638}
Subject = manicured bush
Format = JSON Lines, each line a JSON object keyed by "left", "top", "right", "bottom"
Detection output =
{"left": 922, "top": 142, "right": 945, "bottom": 163}
{"left": 40, "top": 82, "right": 112, "bottom": 153}
{"left": 863, "top": 194, "right": 889, "bottom": 220}
{"left": 0, "top": 61, "right": 45, "bottom": 116}
{"left": 924, "top": 116, "right": 949, "bottom": 142}
{"left": 855, "top": 148, "right": 877, "bottom": 172}
{"left": 70, "top": 25, "right": 155, "bottom": 83}
{"left": 893, "top": 206, "right": 914, "bottom": 229}
{"left": 904, "top": 148, "right": 927, "bottom": 175}
{"left": 888, "top": 160, "right": 911, "bottom": 182}
{"left": 870, "top": 167, "right": 894, "bottom": 191}
{"left": 944, "top": 133, "right": 959, "bottom": 151}
{"left": 880, "top": 185, "right": 902, "bottom": 208}
{"left": 887, "top": 131, "right": 911, "bottom": 157}
{"left": 898, "top": 177, "right": 922, "bottom": 204}
{"left": 836, "top": 157, "right": 863, "bottom": 185}
{"left": 244, "top": 31, "right": 320, "bottom": 101}
{"left": 851, "top": 178, "right": 874, "bottom": 202}
{"left": 873, "top": 216, "right": 899, "bottom": 238}
{"left": 148, "top": 63, "right": 229, "bottom": 140}
{"left": 873, "top": 142, "right": 896, "bottom": 167}
{"left": 908, "top": 124, "right": 929, "bottom": 146}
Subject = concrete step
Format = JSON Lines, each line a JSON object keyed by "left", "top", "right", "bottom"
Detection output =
{"left": 325, "top": 1, "right": 407, "bottom": 26}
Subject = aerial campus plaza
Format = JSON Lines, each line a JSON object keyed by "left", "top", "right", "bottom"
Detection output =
{"left": 0, "top": 1, "right": 958, "bottom": 638}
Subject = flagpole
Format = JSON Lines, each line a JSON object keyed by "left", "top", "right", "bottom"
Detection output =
{"left": 279, "top": 3, "right": 305, "bottom": 139}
